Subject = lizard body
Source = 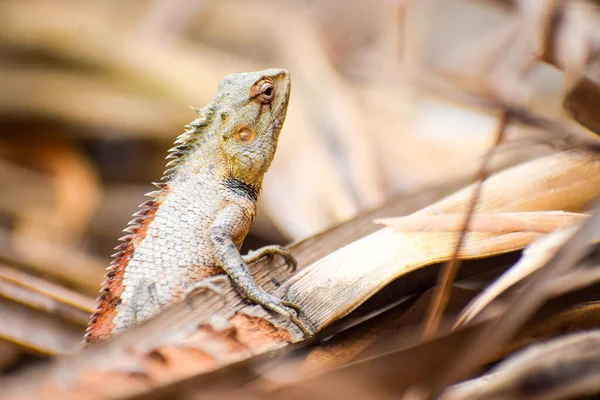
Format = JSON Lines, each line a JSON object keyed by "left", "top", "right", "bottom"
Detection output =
{"left": 85, "top": 69, "right": 308, "bottom": 343}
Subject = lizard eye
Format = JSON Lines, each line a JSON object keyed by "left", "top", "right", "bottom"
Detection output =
{"left": 253, "top": 79, "right": 275, "bottom": 104}
{"left": 235, "top": 127, "right": 256, "bottom": 143}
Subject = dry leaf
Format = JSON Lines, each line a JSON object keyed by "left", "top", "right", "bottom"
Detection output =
{"left": 456, "top": 225, "right": 581, "bottom": 326}
{"left": 283, "top": 150, "right": 600, "bottom": 332}
{"left": 375, "top": 211, "right": 587, "bottom": 233}
{"left": 441, "top": 329, "right": 600, "bottom": 400}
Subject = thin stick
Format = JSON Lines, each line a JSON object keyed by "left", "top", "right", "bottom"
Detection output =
{"left": 422, "top": 112, "right": 509, "bottom": 339}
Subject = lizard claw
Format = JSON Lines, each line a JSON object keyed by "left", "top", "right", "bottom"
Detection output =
{"left": 256, "top": 294, "right": 313, "bottom": 338}
{"left": 278, "top": 250, "right": 298, "bottom": 273}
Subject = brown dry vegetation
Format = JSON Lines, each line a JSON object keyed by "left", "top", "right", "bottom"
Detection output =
{"left": 3, "top": 1, "right": 600, "bottom": 399}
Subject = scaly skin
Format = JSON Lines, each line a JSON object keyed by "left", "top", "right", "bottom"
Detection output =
{"left": 85, "top": 69, "right": 310, "bottom": 343}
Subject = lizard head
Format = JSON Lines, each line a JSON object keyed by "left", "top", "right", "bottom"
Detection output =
{"left": 217, "top": 68, "right": 291, "bottom": 188}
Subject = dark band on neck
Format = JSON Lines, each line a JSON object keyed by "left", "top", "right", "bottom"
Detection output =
{"left": 224, "top": 178, "right": 259, "bottom": 202}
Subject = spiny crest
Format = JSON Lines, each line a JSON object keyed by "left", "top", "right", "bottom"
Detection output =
{"left": 84, "top": 194, "right": 165, "bottom": 343}
{"left": 160, "top": 104, "right": 218, "bottom": 182}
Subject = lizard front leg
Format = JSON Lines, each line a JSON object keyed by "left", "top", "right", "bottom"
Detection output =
{"left": 210, "top": 204, "right": 312, "bottom": 337}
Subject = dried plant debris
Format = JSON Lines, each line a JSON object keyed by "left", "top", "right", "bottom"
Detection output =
{"left": 1, "top": 149, "right": 599, "bottom": 398}
{"left": 457, "top": 225, "right": 583, "bottom": 325}
{"left": 0, "top": 264, "right": 93, "bottom": 354}
{"left": 422, "top": 201, "right": 600, "bottom": 398}
{"left": 441, "top": 330, "right": 600, "bottom": 400}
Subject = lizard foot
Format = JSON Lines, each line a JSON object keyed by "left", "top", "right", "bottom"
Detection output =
{"left": 242, "top": 245, "right": 297, "bottom": 273}
{"left": 246, "top": 292, "right": 313, "bottom": 338}
{"left": 184, "top": 275, "right": 229, "bottom": 307}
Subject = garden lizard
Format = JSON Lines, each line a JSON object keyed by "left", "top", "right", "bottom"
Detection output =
{"left": 85, "top": 69, "right": 310, "bottom": 343}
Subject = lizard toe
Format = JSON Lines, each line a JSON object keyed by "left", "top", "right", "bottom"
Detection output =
{"left": 260, "top": 295, "right": 313, "bottom": 338}
{"left": 184, "top": 275, "right": 229, "bottom": 306}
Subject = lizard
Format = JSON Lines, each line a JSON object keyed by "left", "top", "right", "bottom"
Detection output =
{"left": 84, "top": 68, "right": 311, "bottom": 343}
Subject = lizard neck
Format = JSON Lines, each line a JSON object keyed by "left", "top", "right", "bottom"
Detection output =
{"left": 223, "top": 178, "right": 260, "bottom": 202}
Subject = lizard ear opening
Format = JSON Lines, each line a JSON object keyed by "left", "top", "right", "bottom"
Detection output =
{"left": 234, "top": 127, "right": 256, "bottom": 143}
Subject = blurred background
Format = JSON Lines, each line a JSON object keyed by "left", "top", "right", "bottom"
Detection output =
{"left": 0, "top": 0, "right": 575, "bottom": 367}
